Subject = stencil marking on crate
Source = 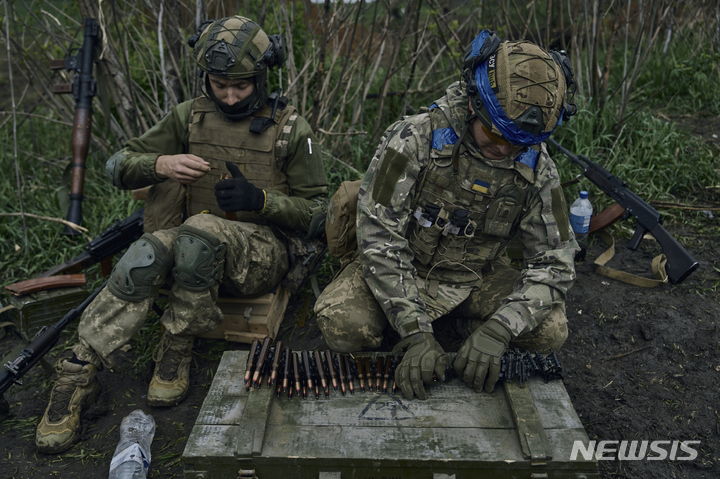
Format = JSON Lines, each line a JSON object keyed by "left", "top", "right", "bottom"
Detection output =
{"left": 357, "top": 394, "right": 417, "bottom": 421}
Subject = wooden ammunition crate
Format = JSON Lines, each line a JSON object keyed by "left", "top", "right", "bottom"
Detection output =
{"left": 183, "top": 351, "right": 599, "bottom": 479}
{"left": 196, "top": 287, "right": 290, "bottom": 343}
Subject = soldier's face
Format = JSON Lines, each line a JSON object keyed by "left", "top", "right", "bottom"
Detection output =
{"left": 468, "top": 103, "right": 523, "bottom": 160}
{"left": 209, "top": 75, "right": 255, "bottom": 106}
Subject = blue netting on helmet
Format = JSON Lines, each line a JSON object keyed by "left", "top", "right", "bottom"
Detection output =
{"left": 474, "top": 60, "right": 563, "bottom": 146}
{"left": 468, "top": 30, "right": 493, "bottom": 58}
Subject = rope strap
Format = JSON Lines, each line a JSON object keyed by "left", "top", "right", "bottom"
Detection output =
{"left": 593, "top": 230, "right": 668, "bottom": 288}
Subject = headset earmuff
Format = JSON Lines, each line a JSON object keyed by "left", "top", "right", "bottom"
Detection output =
{"left": 550, "top": 49, "right": 578, "bottom": 121}
{"left": 261, "top": 34, "right": 287, "bottom": 70}
{"left": 462, "top": 30, "right": 502, "bottom": 74}
{"left": 462, "top": 30, "right": 502, "bottom": 131}
{"left": 188, "top": 19, "right": 215, "bottom": 48}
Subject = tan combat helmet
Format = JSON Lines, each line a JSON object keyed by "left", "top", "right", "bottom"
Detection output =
{"left": 189, "top": 16, "right": 286, "bottom": 120}
{"left": 462, "top": 30, "right": 576, "bottom": 146}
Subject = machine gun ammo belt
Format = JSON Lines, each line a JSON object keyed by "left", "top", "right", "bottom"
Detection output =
{"left": 242, "top": 336, "right": 564, "bottom": 400}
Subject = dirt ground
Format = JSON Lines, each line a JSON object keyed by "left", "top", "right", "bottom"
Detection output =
{"left": 1, "top": 120, "right": 719, "bottom": 478}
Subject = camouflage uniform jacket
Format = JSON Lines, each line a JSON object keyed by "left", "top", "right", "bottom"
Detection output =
{"left": 357, "top": 81, "right": 577, "bottom": 339}
{"left": 105, "top": 97, "right": 329, "bottom": 236}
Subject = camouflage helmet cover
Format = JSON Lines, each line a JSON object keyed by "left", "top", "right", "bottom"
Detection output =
{"left": 463, "top": 31, "right": 570, "bottom": 146}
{"left": 190, "top": 16, "right": 287, "bottom": 120}
{"left": 192, "top": 16, "right": 272, "bottom": 79}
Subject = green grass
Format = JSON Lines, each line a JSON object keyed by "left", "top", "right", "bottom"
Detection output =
{"left": 0, "top": 415, "right": 41, "bottom": 439}
{"left": 0, "top": 109, "right": 139, "bottom": 290}
{"left": 633, "top": 39, "right": 720, "bottom": 116}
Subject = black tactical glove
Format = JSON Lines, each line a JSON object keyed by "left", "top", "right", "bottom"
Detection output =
{"left": 453, "top": 320, "right": 511, "bottom": 393}
{"left": 215, "top": 161, "right": 265, "bottom": 212}
{"left": 392, "top": 332, "right": 448, "bottom": 400}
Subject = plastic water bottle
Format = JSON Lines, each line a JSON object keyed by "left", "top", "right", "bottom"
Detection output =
{"left": 569, "top": 191, "right": 593, "bottom": 261}
{"left": 108, "top": 409, "right": 156, "bottom": 479}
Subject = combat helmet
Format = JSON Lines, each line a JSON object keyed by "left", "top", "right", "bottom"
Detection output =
{"left": 462, "top": 30, "right": 577, "bottom": 146}
{"left": 189, "top": 16, "right": 286, "bottom": 120}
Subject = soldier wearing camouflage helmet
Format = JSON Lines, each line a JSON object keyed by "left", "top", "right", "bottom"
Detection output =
{"left": 36, "top": 16, "right": 328, "bottom": 453}
{"left": 315, "top": 30, "right": 578, "bottom": 400}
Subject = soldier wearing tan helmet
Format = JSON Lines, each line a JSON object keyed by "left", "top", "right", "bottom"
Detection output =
{"left": 315, "top": 31, "right": 578, "bottom": 400}
{"left": 35, "top": 16, "right": 328, "bottom": 453}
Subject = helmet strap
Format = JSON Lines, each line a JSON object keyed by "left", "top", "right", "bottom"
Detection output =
{"left": 467, "top": 94, "right": 496, "bottom": 134}
{"left": 451, "top": 123, "right": 471, "bottom": 180}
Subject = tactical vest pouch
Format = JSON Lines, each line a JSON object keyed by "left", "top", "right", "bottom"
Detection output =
{"left": 186, "top": 98, "right": 292, "bottom": 220}
{"left": 325, "top": 179, "right": 362, "bottom": 260}
{"left": 408, "top": 206, "right": 448, "bottom": 265}
{"left": 482, "top": 184, "right": 525, "bottom": 239}
{"left": 433, "top": 228, "right": 474, "bottom": 265}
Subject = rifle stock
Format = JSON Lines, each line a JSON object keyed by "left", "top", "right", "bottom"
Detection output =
{"left": 646, "top": 223, "right": 698, "bottom": 285}
{"left": 1, "top": 282, "right": 106, "bottom": 396}
{"left": 547, "top": 138, "right": 699, "bottom": 284}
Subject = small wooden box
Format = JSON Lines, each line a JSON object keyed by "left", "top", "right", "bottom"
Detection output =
{"left": 197, "top": 286, "right": 290, "bottom": 343}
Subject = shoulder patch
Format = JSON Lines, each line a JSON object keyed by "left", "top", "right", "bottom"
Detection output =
{"left": 431, "top": 127, "right": 459, "bottom": 151}
{"left": 515, "top": 148, "right": 539, "bottom": 171}
{"left": 372, "top": 147, "right": 411, "bottom": 207}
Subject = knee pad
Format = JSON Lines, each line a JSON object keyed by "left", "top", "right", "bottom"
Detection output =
{"left": 109, "top": 233, "right": 172, "bottom": 302}
{"left": 172, "top": 225, "right": 227, "bottom": 292}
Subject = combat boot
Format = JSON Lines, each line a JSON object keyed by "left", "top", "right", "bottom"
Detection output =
{"left": 147, "top": 332, "right": 194, "bottom": 406}
{"left": 35, "top": 359, "right": 101, "bottom": 454}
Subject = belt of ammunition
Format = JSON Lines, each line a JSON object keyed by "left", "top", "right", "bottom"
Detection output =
{"left": 245, "top": 336, "right": 563, "bottom": 400}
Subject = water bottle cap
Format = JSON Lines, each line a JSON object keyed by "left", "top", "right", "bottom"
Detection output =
{"left": 579, "top": 191, "right": 589, "bottom": 199}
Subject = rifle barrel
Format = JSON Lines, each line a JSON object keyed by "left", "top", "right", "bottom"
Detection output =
{"left": 546, "top": 138, "right": 574, "bottom": 159}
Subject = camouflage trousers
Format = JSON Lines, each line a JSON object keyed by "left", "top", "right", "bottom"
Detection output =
{"left": 74, "top": 214, "right": 288, "bottom": 367}
{"left": 315, "top": 257, "right": 567, "bottom": 354}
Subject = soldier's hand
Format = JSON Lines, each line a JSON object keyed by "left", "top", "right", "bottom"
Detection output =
{"left": 155, "top": 154, "right": 210, "bottom": 184}
{"left": 214, "top": 161, "right": 265, "bottom": 212}
{"left": 453, "top": 320, "right": 511, "bottom": 393}
{"left": 392, "top": 332, "right": 447, "bottom": 400}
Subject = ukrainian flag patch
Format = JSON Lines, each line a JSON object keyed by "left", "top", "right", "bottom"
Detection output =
{"left": 472, "top": 179, "right": 490, "bottom": 194}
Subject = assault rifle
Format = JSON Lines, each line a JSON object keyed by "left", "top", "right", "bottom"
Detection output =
{"left": 42, "top": 207, "right": 145, "bottom": 278}
{"left": 1, "top": 283, "right": 105, "bottom": 397}
{"left": 5, "top": 208, "right": 144, "bottom": 295}
{"left": 547, "top": 138, "right": 699, "bottom": 284}
{"left": 50, "top": 17, "right": 100, "bottom": 236}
